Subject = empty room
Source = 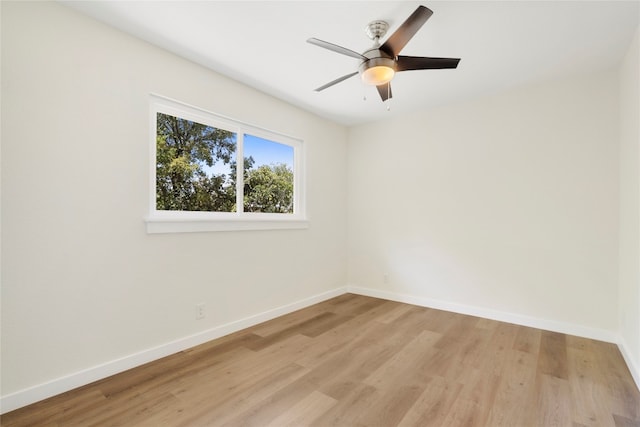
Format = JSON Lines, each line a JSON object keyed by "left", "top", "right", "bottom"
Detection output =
{"left": 1, "top": 0, "right": 639, "bottom": 425}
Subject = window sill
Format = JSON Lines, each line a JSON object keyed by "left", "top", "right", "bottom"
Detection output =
{"left": 145, "top": 214, "right": 309, "bottom": 233}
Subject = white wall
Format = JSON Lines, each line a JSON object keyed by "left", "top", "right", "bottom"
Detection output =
{"left": 619, "top": 27, "right": 640, "bottom": 384}
{"left": 1, "top": 1, "right": 347, "bottom": 409}
{"left": 348, "top": 70, "right": 620, "bottom": 338}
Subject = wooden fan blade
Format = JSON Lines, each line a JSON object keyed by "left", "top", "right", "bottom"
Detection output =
{"left": 314, "top": 71, "right": 359, "bottom": 92}
{"left": 376, "top": 82, "right": 392, "bottom": 102}
{"left": 396, "top": 56, "right": 461, "bottom": 71}
{"left": 380, "top": 5, "right": 433, "bottom": 56}
{"left": 307, "top": 38, "right": 366, "bottom": 60}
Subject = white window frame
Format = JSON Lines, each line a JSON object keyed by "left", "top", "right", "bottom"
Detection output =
{"left": 146, "top": 94, "right": 307, "bottom": 233}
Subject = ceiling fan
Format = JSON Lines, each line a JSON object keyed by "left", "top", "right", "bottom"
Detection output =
{"left": 307, "top": 5, "right": 460, "bottom": 102}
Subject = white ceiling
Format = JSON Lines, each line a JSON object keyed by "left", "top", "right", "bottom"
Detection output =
{"left": 61, "top": 1, "right": 639, "bottom": 126}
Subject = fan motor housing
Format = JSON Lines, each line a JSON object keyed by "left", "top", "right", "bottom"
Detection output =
{"left": 360, "top": 47, "right": 396, "bottom": 71}
{"left": 359, "top": 56, "right": 396, "bottom": 73}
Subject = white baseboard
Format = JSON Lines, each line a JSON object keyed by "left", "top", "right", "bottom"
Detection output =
{"left": 0, "top": 287, "right": 347, "bottom": 414}
{"left": 617, "top": 336, "right": 640, "bottom": 392}
{"left": 347, "top": 285, "right": 618, "bottom": 343}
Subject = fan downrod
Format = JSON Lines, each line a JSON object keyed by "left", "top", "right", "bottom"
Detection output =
{"left": 365, "top": 20, "right": 389, "bottom": 42}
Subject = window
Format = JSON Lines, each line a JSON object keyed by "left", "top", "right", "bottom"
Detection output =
{"left": 146, "top": 95, "right": 306, "bottom": 233}
{"left": 242, "top": 134, "right": 294, "bottom": 214}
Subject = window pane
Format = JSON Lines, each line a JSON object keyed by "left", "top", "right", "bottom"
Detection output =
{"left": 243, "top": 134, "right": 294, "bottom": 213}
{"left": 156, "top": 112, "right": 237, "bottom": 212}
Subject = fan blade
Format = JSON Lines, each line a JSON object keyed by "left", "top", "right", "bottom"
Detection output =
{"left": 380, "top": 5, "right": 433, "bottom": 56}
{"left": 396, "top": 56, "right": 460, "bottom": 71}
{"left": 376, "top": 82, "right": 392, "bottom": 102}
{"left": 314, "top": 71, "right": 359, "bottom": 92}
{"left": 307, "top": 38, "right": 366, "bottom": 60}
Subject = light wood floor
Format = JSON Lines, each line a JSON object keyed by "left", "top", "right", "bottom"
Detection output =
{"left": 2, "top": 294, "right": 639, "bottom": 426}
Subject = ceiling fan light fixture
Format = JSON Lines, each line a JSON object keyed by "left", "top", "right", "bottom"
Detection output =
{"left": 359, "top": 57, "right": 396, "bottom": 86}
{"left": 308, "top": 5, "right": 460, "bottom": 102}
{"left": 361, "top": 65, "right": 395, "bottom": 85}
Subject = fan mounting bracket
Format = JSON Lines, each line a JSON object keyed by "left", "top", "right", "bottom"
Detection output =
{"left": 365, "top": 20, "right": 389, "bottom": 41}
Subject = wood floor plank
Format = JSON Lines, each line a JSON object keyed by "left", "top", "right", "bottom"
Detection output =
{"left": 477, "top": 322, "right": 520, "bottom": 376}
{"left": 86, "top": 391, "right": 180, "bottom": 427}
{"left": 354, "top": 382, "right": 426, "bottom": 427}
{"left": 250, "top": 301, "right": 335, "bottom": 337}
{"left": 363, "top": 329, "right": 441, "bottom": 388}
{"left": 305, "top": 321, "right": 415, "bottom": 400}
{"left": 375, "top": 301, "right": 415, "bottom": 324}
{"left": 612, "top": 413, "right": 640, "bottom": 427}
{"left": 264, "top": 390, "right": 337, "bottom": 427}
{"left": 355, "top": 330, "right": 443, "bottom": 425}
{"left": 0, "top": 389, "right": 107, "bottom": 427}
{"left": 539, "top": 330, "right": 570, "bottom": 380}
{"left": 484, "top": 349, "right": 538, "bottom": 426}
{"left": 99, "top": 345, "right": 252, "bottom": 400}
{"left": 325, "top": 293, "right": 386, "bottom": 317}
{"left": 2, "top": 294, "right": 639, "bottom": 427}
{"left": 567, "top": 345, "right": 616, "bottom": 426}
{"left": 174, "top": 333, "right": 311, "bottom": 398}
{"left": 294, "top": 309, "right": 402, "bottom": 370}
{"left": 173, "top": 362, "right": 311, "bottom": 426}
{"left": 533, "top": 373, "right": 574, "bottom": 426}
{"left": 444, "top": 367, "right": 501, "bottom": 426}
{"left": 309, "top": 383, "right": 379, "bottom": 427}
{"left": 219, "top": 378, "right": 318, "bottom": 427}
{"left": 396, "top": 375, "right": 464, "bottom": 427}
{"left": 513, "top": 324, "right": 542, "bottom": 353}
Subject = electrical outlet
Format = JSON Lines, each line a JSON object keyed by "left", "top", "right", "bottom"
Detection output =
{"left": 383, "top": 274, "right": 389, "bottom": 284}
{"left": 196, "top": 303, "right": 205, "bottom": 320}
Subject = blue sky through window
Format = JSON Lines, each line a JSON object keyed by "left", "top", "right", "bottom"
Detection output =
{"left": 203, "top": 133, "right": 293, "bottom": 180}
{"left": 244, "top": 134, "right": 293, "bottom": 169}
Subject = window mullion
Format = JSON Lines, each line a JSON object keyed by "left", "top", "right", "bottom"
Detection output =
{"left": 236, "top": 132, "right": 244, "bottom": 213}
